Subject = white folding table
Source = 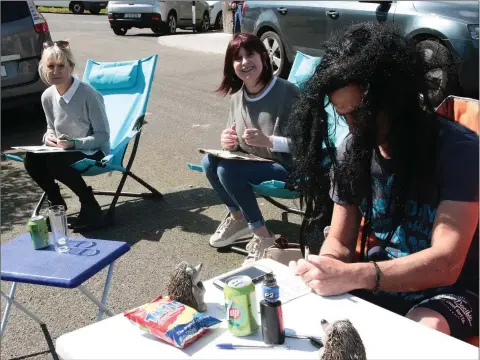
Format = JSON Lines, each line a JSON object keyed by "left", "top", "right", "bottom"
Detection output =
{"left": 56, "top": 259, "right": 478, "bottom": 359}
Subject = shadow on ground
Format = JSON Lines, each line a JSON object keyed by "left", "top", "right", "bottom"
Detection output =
{"left": 79, "top": 187, "right": 226, "bottom": 245}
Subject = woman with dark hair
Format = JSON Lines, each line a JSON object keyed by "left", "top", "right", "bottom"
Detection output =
{"left": 289, "top": 22, "right": 478, "bottom": 341}
{"left": 202, "top": 32, "right": 299, "bottom": 265}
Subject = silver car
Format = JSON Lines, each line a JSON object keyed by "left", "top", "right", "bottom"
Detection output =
{"left": 1, "top": 0, "right": 52, "bottom": 110}
{"left": 107, "top": 0, "right": 211, "bottom": 36}
{"left": 242, "top": 1, "right": 479, "bottom": 106}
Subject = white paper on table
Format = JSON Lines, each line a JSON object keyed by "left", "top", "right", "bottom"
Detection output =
{"left": 12, "top": 145, "right": 95, "bottom": 155}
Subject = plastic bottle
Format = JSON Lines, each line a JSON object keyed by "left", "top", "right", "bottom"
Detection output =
{"left": 260, "top": 272, "right": 285, "bottom": 344}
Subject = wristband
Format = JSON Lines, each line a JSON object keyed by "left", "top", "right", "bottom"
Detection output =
{"left": 371, "top": 261, "right": 381, "bottom": 295}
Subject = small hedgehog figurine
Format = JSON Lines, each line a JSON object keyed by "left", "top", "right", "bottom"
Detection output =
{"left": 319, "top": 319, "right": 366, "bottom": 360}
{"left": 167, "top": 262, "right": 207, "bottom": 312}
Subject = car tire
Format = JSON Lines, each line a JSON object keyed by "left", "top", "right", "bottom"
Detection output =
{"left": 260, "top": 31, "right": 289, "bottom": 78}
{"left": 113, "top": 27, "right": 127, "bottom": 36}
{"left": 70, "top": 2, "right": 85, "bottom": 14}
{"left": 166, "top": 12, "right": 177, "bottom": 35}
{"left": 89, "top": 9, "right": 100, "bottom": 15}
{"left": 197, "top": 11, "right": 210, "bottom": 33}
{"left": 417, "top": 39, "right": 459, "bottom": 107}
{"left": 151, "top": 27, "right": 163, "bottom": 35}
{"left": 214, "top": 11, "right": 223, "bottom": 30}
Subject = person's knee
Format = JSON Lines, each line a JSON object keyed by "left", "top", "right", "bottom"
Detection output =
{"left": 201, "top": 154, "right": 217, "bottom": 174}
{"left": 217, "top": 161, "right": 241, "bottom": 184}
{"left": 24, "top": 152, "right": 41, "bottom": 173}
{"left": 406, "top": 306, "right": 451, "bottom": 335}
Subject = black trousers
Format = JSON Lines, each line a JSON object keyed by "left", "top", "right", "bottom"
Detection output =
{"left": 24, "top": 151, "right": 104, "bottom": 197}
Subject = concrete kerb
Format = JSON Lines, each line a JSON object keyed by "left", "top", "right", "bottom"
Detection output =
{"left": 157, "top": 32, "right": 232, "bottom": 55}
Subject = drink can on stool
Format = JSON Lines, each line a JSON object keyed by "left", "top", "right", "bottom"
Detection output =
{"left": 224, "top": 275, "right": 259, "bottom": 336}
{"left": 28, "top": 215, "right": 50, "bottom": 249}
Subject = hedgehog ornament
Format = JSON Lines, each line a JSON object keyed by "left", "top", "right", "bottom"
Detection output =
{"left": 319, "top": 319, "right": 367, "bottom": 360}
{"left": 167, "top": 262, "right": 207, "bottom": 312}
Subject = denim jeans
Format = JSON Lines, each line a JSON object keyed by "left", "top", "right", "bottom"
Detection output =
{"left": 202, "top": 154, "right": 289, "bottom": 230}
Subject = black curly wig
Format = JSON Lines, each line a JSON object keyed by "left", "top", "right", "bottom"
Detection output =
{"left": 287, "top": 22, "right": 440, "bottom": 258}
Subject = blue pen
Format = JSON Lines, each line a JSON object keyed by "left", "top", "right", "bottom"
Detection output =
{"left": 216, "top": 343, "right": 290, "bottom": 350}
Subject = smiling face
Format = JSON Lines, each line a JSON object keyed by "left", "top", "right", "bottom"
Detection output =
{"left": 43, "top": 55, "right": 73, "bottom": 86}
{"left": 233, "top": 47, "right": 263, "bottom": 86}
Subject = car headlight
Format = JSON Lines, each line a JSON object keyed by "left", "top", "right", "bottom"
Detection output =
{"left": 468, "top": 24, "right": 479, "bottom": 40}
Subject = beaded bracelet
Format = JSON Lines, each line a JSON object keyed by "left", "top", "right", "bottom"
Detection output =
{"left": 371, "top": 261, "right": 381, "bottom": 295}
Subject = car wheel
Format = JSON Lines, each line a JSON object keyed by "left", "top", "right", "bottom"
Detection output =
{"left": 167, "top": 12, "right": 177, "bottom": 35}
{"left": 214, "top": 11, "right": 223, "bottom": 30}
{"left": 260, "top": 31, "right": 288, "bottom": 78}
{"left": 70, "top": 2, "right": 85, "bottom": 14}
{"left": 197, "top": 12, "right": 210, "bottom": 33}
{"left": 417, "top": 39, "right": 459, "bottom": 107}
{"left": 151, "top": 27, "right": 163, "bottom": 35}
{"left": 89, "top": 9, "right": 100, "bottom": 15}
{"left": 113, "top": 27, "right": 127, "bottom": 36}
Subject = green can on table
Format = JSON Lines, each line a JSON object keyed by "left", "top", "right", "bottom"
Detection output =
{"left": 224, "top": 275, "right": 259, "bottom": 336}
{"left": 28, "top": 215, "right": 50, "bottom": 249}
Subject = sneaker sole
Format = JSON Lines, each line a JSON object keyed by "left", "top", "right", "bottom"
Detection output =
{"left": 209, "top": 227, "right": 252, "bottom": 248}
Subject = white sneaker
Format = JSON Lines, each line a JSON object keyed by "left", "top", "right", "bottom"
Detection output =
{"left": 209, "top": 214, "right": 252, "bottom": 248}
{"left": 242, "top": 233, "right": 276, "bottom": 266}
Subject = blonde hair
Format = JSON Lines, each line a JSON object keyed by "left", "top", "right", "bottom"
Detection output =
{"left": 38, "top": 42, "right": 76, "bottom": 85}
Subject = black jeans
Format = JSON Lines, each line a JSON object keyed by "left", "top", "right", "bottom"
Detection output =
{"left": 24, "top": 151, "right": 104, "bottom": 197}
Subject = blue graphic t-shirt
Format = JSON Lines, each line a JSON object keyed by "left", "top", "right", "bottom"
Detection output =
{"left": 331, "top": 118, "right": 479, "bottom": 295}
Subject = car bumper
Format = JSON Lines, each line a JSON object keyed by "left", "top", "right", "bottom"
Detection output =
{"left": 108, "top": 13, "right": 164, "bottom": 29}
{"left": 1, "top": 76, "right": 47, "bottom": 110}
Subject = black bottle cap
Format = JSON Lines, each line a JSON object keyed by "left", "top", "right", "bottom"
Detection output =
{"left": 264, "top": 272, "right": 277, "bottom": 286}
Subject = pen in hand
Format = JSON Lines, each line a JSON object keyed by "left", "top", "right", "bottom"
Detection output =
{"left": 216, "top": 343, "right": 290, "bottom": 350}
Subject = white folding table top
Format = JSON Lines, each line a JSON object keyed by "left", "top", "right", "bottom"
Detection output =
{"left": 56, "top": 259, "right": 478, "bottom": 359}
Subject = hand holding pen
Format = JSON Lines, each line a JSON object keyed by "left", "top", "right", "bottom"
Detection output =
{"left": 57, "top": 134, "right": 77, "bottom": 149}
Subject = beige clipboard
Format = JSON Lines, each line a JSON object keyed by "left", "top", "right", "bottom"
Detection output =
{"left": 199, "top": 149, "right": 274, "bottom": 162}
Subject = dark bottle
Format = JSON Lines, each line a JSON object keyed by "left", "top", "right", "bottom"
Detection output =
{"left": 260, "top": 273, "right": 285, "bottom": 345}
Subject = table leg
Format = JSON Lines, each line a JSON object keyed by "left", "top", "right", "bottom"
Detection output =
{"left": 0, "top": 290, "right": 59, "bottom": 360}
{"left": 97, "top": 262, "right": 114, "bottom": 321}
{"left": 77, "top": 285, "right": 114, "bottom": 319}
{"left": 0, "top": 282, "right": 17, "bottom": 338}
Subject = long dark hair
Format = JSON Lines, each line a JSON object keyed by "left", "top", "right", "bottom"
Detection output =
{"left": 287, "top": 22, "right": 440, "bottom": 258}
{"left": 216, "top": 32, "right": 273, "bottom": 96}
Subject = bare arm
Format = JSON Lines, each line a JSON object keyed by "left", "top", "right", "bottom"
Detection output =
{"left": 319, "top": 203, "right": 362, "bottom": 262}
{"left": 355, "top": 200, "right": 479, "bottom": 292}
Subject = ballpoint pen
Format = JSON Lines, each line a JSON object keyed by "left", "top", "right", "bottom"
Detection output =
{"left": 216, "top": 343, "right": 290, "bottom": 350}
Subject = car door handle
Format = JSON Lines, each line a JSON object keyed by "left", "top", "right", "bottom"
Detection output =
{"left": 326, "top": 10, "right": 339, "bottom": 19}
{"left": 277, "top": 7, "right": 288, "bottom": 15}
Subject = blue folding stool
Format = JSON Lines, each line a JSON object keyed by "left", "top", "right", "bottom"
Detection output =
{"left": 0, "top": 234, "right": 130, "bottom": 359}
{"left": 6, "top": 55, "right": 162, "bottom": 223}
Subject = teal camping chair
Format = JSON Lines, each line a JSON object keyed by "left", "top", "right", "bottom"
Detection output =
{"left": 188, "top": 52, "right": 349, "bottom": 254}
{"left": 10, "top": 55, "right": 162, "bottom": 224}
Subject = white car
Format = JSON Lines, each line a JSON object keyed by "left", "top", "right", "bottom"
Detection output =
{"left": 34, "top": 1, "right": 108, "bottom": 14}
{"left": 206, "top": 0, "right": 222, "bottom": 30}
{"left": 107, "top": 0, "right": 210, "bottom": 36}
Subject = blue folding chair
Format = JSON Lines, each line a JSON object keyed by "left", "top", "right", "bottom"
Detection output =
{"left": 7, "top": 55, "right": 162, "bottom": 224}
{"left": 188, "top": 51, "right": 349, "bottom": 216}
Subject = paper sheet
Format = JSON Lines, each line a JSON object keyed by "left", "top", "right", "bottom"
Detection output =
{"left": 199, "top": 148, "right": 274, "bottom": 162}
{"left": 12, "top": 145, "right": 93, "bottom": 155}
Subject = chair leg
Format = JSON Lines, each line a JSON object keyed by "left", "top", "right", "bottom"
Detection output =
{"left": 262, "top": 196, "right": 305, "bottom": 216}
{"left": 128, "top": 171, "right": 163, "bottom": 198}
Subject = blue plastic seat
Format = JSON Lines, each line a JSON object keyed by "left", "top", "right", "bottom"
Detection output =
{"left": 188, "top": 51, "right": 349, "bottom": 215}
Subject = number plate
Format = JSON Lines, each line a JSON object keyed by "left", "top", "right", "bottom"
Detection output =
{"left": 1, "top": 65, "right": 6, "bottom": 77}
{"left": 124, "top": 13, "right": 141, "bottom": 18}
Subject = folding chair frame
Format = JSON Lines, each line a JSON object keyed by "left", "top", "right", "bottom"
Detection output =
{"left": 33, "top": 115, "right": 163, "bottom": 224}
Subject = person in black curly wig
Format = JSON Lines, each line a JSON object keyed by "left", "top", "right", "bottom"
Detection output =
{"left": 289, "top": 22, "right": 479, "bottom": 341}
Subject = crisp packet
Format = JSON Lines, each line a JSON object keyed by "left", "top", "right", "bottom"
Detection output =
{"left": 124, "top": 296, "right": 221, "bottom": 348}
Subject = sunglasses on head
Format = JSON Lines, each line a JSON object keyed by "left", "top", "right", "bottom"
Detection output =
{"left": 43, "top": 40, "right": 69, "bottom": 50}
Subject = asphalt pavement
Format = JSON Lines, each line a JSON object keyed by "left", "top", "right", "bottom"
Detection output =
{"left": 0, "top": 13, "right": 302, "bottom": 359}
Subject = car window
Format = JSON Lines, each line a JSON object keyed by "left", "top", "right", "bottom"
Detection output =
{"left": 1, "top": 1, "right": 30, "bottom": 24}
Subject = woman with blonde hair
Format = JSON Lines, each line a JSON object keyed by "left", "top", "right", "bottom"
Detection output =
{"left": 24, "top": 40, "right": 110, "bottom": 231}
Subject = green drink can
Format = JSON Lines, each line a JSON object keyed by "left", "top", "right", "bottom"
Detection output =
{"left": 28, "top": 215, "right": 50, "bottom": 249}
{"left": 224, "top": 275, "right": 259, "bottom": 336}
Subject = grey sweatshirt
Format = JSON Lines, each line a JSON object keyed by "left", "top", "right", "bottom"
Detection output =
{"left": 41, "top": 77, "right": 110, "bottom": 155}
{"left": 227, "top": 77, "right": 299, "bottom": 166}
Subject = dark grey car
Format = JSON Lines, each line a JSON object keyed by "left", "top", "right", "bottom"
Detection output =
{"left": 1, "top": 0, "right": 52, "bottom": 110}
{"left": 242, "top": 1, "right": 479, "bottom": 105}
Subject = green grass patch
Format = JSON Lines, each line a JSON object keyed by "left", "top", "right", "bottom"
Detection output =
{"left": 37, "top": 6, "right": 107, "bottom": 14}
